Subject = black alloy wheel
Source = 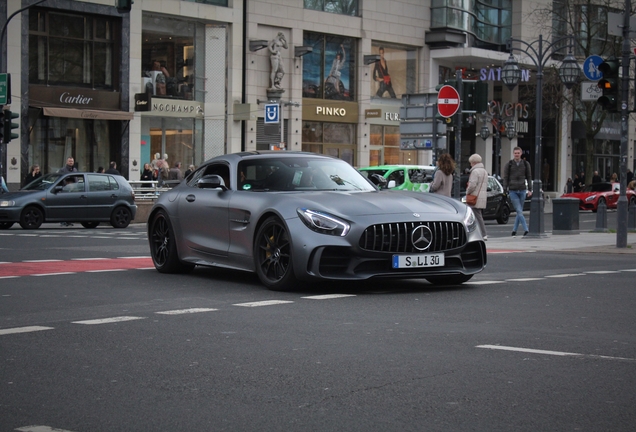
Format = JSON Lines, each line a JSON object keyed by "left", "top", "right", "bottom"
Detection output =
{"left": 254, "top": 216, "right": 297, "bottom": 291}
{"left": 149, "top": 210, "right": 194, "bottom": 274}
{"left": 19, "top": 206, "right": 44, "bottom": 229}
{"left": 110, "top": 206, "right": 132, "bottom": 228}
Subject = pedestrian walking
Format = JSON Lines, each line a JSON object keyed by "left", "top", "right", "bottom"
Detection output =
{"left": 503, "top": 146, "right": 532, "bottom": 237}
{"left": 429, "top": 153, "right": 455, "bottom": 197}
{"left": 465, "top": 154, "right": 488, "bottom": 241}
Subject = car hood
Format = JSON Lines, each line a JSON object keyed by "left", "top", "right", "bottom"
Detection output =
{"left": 0, "top": 190, "right": 42, "bottom": 201}
{"left": 290, "top": 190, "right": 460, "bottom": 217}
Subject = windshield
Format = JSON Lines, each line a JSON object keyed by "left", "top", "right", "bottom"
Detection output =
{"left": 238, "top": 157, "right": 376, "bottom": 192}
{"left": 583, "top": 183, "right": 612, "bottom": 193}
{"left": 22, "top": 173, "right": 64, "bottom": 191}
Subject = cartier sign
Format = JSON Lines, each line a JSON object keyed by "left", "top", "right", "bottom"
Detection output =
{"left": 29, "top": 85, "right": 120, "bottom": 110}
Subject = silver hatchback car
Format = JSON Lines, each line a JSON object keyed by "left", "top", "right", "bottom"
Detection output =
{"left": 0, "top": 173, "right": 137, "bottom": 230}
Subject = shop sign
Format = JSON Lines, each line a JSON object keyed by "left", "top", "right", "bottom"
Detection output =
{"left": 303, "top": 99, "right": 358, "bottom": 123}
{"left": 365, "top": 109, "right": 381, "bottom": 118}
{"left": 135, "top": 94, "right": 203, "bottom": 117}
{"left": 29, "top": 85, "right": 120, "bottom": 110}
{"left": 134, "top": 93, "right": 150, "bottom": 111}
{"left": 479, "top": 67, "right": 531, "bottom": 83}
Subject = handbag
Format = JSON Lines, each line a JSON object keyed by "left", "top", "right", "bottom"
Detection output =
{"left": 466, "top": 194, "right": 478, "bottom": 206}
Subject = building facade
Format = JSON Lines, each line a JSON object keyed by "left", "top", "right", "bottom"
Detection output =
{"left": 2, "top": 0, "right": 633, "bottom": 195}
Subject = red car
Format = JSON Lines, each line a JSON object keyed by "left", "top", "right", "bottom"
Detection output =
{"left": 562, "top": 182, "right": 636, "bottom": 212}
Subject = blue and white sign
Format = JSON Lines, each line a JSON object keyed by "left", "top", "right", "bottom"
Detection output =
{"left": 264, "top": 103, "right": 280, "bottom": 124}
{"left": 583, "top": 55, "right": 604, "bottom": 81}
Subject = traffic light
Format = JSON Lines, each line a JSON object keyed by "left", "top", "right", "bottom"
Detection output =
{"left": 117, "top": 0, "right": 134, "bottom": 13}
{"left": 435, "top": 112, "right": 454, "bottom": 127}
{"left": 2, "top": 109, "right": 19, "bottom": 144}
{"left": 435, "top": 79, "right": 489, "bottom": 113}
{"left": 597, "top": 57, "right": 620, "bottom": 112}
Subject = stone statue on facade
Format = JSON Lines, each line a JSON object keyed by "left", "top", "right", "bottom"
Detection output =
{"left": 269, "top": 32, "right": 288, "bottom": 91}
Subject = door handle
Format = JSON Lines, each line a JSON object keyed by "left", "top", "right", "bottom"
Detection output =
{"left": 186, "top": 194, "right": 196, "bottom": 202}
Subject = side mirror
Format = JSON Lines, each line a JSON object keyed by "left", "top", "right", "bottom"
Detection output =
{"left": 197, "top": 175, "right": 227, "bottom": 190}
{"left": 53, "top": 185, "right": 64, "bottom": 194}
{"left": 369, "top": 173, "right": 388, "bottom": 189}
{"left": 387, "top": 180, "right": 396, "bottom": 189}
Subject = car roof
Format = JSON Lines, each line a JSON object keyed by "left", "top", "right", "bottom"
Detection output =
{"left": 359, "top": 165, "right": 435, "bottom": 170}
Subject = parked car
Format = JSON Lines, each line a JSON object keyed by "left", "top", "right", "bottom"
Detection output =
{"left": 358, "top": 165, "right": 436, "bottom": 192}
{"left": 0, "top": 173, "right": 137, "bottom": 229}
{"left": 456, "top": 175, "right": 511, "bottom": 224}
{"left": 147, "top": 152, "right": 486, "bottom": 291}
{"left": 561, "top": 182, "right": 636, "bottom": 212}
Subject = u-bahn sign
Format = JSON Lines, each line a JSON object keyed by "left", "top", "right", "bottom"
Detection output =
{"left": 437, "top": 85, "right": 460, "bottom": 118}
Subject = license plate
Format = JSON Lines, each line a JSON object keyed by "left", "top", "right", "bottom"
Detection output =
{"left": 392, "top": 253, "right": 444, "bottom": 269}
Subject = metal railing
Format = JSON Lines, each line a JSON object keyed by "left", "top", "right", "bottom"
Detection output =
{"left": 129, "top": 180, "right": 181, "bottom": 200}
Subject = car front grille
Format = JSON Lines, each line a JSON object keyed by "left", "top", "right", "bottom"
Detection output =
{"left": 359, "top": 221, "right": 466, "bottom": 253}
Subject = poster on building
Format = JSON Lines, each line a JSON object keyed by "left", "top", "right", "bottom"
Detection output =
{"left": 323, "top": 38, "right": 353, "bottom": 100}
{"left": 370, "top": 45, "right": 412, "bottom": 100}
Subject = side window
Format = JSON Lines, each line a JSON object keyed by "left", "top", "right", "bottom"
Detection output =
{"left": 60, "top": 175, "right": 85, "bottom": 193}
{"left": 88, "top": 174, "right": 110, "bottom": 191}
{"left": 108, "top": 176, "right": 120, "bottom": 190}
{"left": 202, "top": 164, "right": 230, "bottom": 188}
{"left": 186, "top": 166, "right": 207, "bottom": 187}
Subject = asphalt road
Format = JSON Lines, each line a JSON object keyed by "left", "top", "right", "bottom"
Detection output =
{"left": 1, "top": 216, "right": 635, "bottom": 432}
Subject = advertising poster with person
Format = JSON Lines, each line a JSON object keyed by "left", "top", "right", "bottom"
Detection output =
{"left": 301, "top": 33, "right": 355, "bottom": 101}
{"left": 370, "top": 44, "right": 414, "bottom": 100}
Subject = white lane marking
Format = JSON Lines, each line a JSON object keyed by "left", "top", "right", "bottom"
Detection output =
{"left": 17, "top": 234, "right": 37, "bottom": 237}
{"left": 621, "top": 269, "right": 636, "bottom": 272}
{"left": 71, "top": 257, "right": 109, "bottom": 261}
{"left": 586, "top": 270, "right": 620, "bottom": 274}
{"left": 465, "top": 280, "right": 506, "bottom": 285}
{"left": 506, "top": 278, "right": 545, "bottom": 282}
{"left": 233, "top": 300, "right": 294, "bottom": 307}
{"left": 72, "top": 316, "right": 146, "bottom": 325}
{"left": 0, "top": 326, "right": 55, "bottom": 336}
{"left": 23, "top": 260, "right": 63, "bottom": 263}
{"left": 136, "top": 267, "right": 156, "bottom": 270}
{"left": 545, "top": 273, "right": 585, "bottom": 278}
{"left": 118, "top": 256, "right": 151, "bottom": 259}
{"left": 39, "top": 235, "right": 62, "bottom": 237}
{"left": 31, "top": 272, "right": 77, "bottom": 277}
{"left": 476, "top": 345, "right": 636, "bottom": 361}
{"left": 156, "top": 308, "right": 218, "bottom": 315}
{"left": 91, "top": 236, "right": 112, "bottom": 239}
{"left": 86, "top": 269, "right": 127, "bottom": 273}
{"left": 302, "top": 294, "right": 356, "bottom": 300}
{"left": 0, "top": 276, "right": 19, "bottom": 279}
{"left": 16, "top": 426, "right": 78, "bottom": 432}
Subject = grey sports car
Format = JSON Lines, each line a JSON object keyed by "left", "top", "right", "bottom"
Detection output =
{"left": 147, "top": 151, "right": 486, "bottom": 290}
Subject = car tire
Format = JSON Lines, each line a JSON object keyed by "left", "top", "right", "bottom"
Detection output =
{"left": 0, "top": 222, "right": 15, "bottom": 229}
{"left": 254, "top": 216, "right": 297, "bottom": 291}
{"left": 110, "top": 206, "right": 132, "bottom": 228}
{"left": 149, "top": 210, "right": 194, "bottom": 274}
{"left": 81, "top": 222, "right": 100, "bottom": 229}
{"left": 496, "top": 204, "right": 511, "bottom": 225}
{"left": 19, "top": 206, "right": 44, "bottom": 229}
{"left": 593, "top": 197, "right": 606, "bottom": 213}
{"left": 425, "top": 274, "right": 473, "bottom": 285}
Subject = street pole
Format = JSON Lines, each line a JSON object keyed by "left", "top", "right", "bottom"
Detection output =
{"left": 453, "top": 69, "right": 463, "bottom": 200}
{"left": 616, "top": 0, "right": 630, "bottom": 248}
{"left": 528, "top": 35, "right": 546, "bottom": 238}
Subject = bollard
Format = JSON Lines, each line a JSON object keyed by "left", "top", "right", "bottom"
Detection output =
{"left": 593, "top": 198, "right": 608, "bottom": 232}
{"left": 628, "top": 200, "right": 636, "bottom": 230}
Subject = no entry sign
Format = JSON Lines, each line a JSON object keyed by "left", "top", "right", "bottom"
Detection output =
{"left": 437, "top": 85, "right": 460, "bottom": 118}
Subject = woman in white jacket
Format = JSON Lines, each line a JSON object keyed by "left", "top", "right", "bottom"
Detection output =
{"left": 465, "top": 154, "right": 488, "bottom": 240}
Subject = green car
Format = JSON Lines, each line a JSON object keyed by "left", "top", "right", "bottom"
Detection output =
{"left": 358, "top": 165, "right": 436, "bottom": 192}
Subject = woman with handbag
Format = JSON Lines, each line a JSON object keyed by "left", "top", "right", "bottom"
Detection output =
{"left": 465, "top": 154, "right": 488, "bottom": 241}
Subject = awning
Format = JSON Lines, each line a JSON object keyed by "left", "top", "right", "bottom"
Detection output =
{"left": 42, "top": 107, "right": 134, "bottom": 120}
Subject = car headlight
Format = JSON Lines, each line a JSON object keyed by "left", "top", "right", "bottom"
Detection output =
{"left": 464, "top": 206, "right": 477, "bottom": 233}
{"left": 0, "top": 200, "right": 15, "bottom": 207}
{"left": 297, "top": 208, "right": 350, "bottom": 236}
{"left": 585, "top": 195, "right": 596, "bottom": 202}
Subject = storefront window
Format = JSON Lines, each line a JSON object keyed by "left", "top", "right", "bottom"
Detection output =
{"left": 28, "top": 109, "right": 116, "bottom": 177}
{"left": 142, "top": 15, "right": 206, "bottom": 101}
{"left": 369, "top": 125, "right": 400, "bottom": 165}
{"left": 302, "top": 33, "right": 356, "bottom": 101}
{"left": 29, "top": 10, "right": 117, "bottom": 89}
{"left": 302, "top": 121, "right": 356, "bottom": 165}
{"left": 142, "top": 117, "right": 197, "bottom": 170}
{"left": 370, "top": 44, "right": 416, "bottom": 100}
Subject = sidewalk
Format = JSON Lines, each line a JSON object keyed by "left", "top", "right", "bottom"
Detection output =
{"left": 487, "top": 231, "right": 636, "bottom": 254}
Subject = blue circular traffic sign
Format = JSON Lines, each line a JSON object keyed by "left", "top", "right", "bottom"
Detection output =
{"left": 583, "top": 55, "right": 604, "bottom": 81}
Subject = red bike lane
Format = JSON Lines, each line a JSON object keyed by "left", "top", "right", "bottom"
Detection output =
{"left": 0, "top": 257, "right": 154, "bottom": 278}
